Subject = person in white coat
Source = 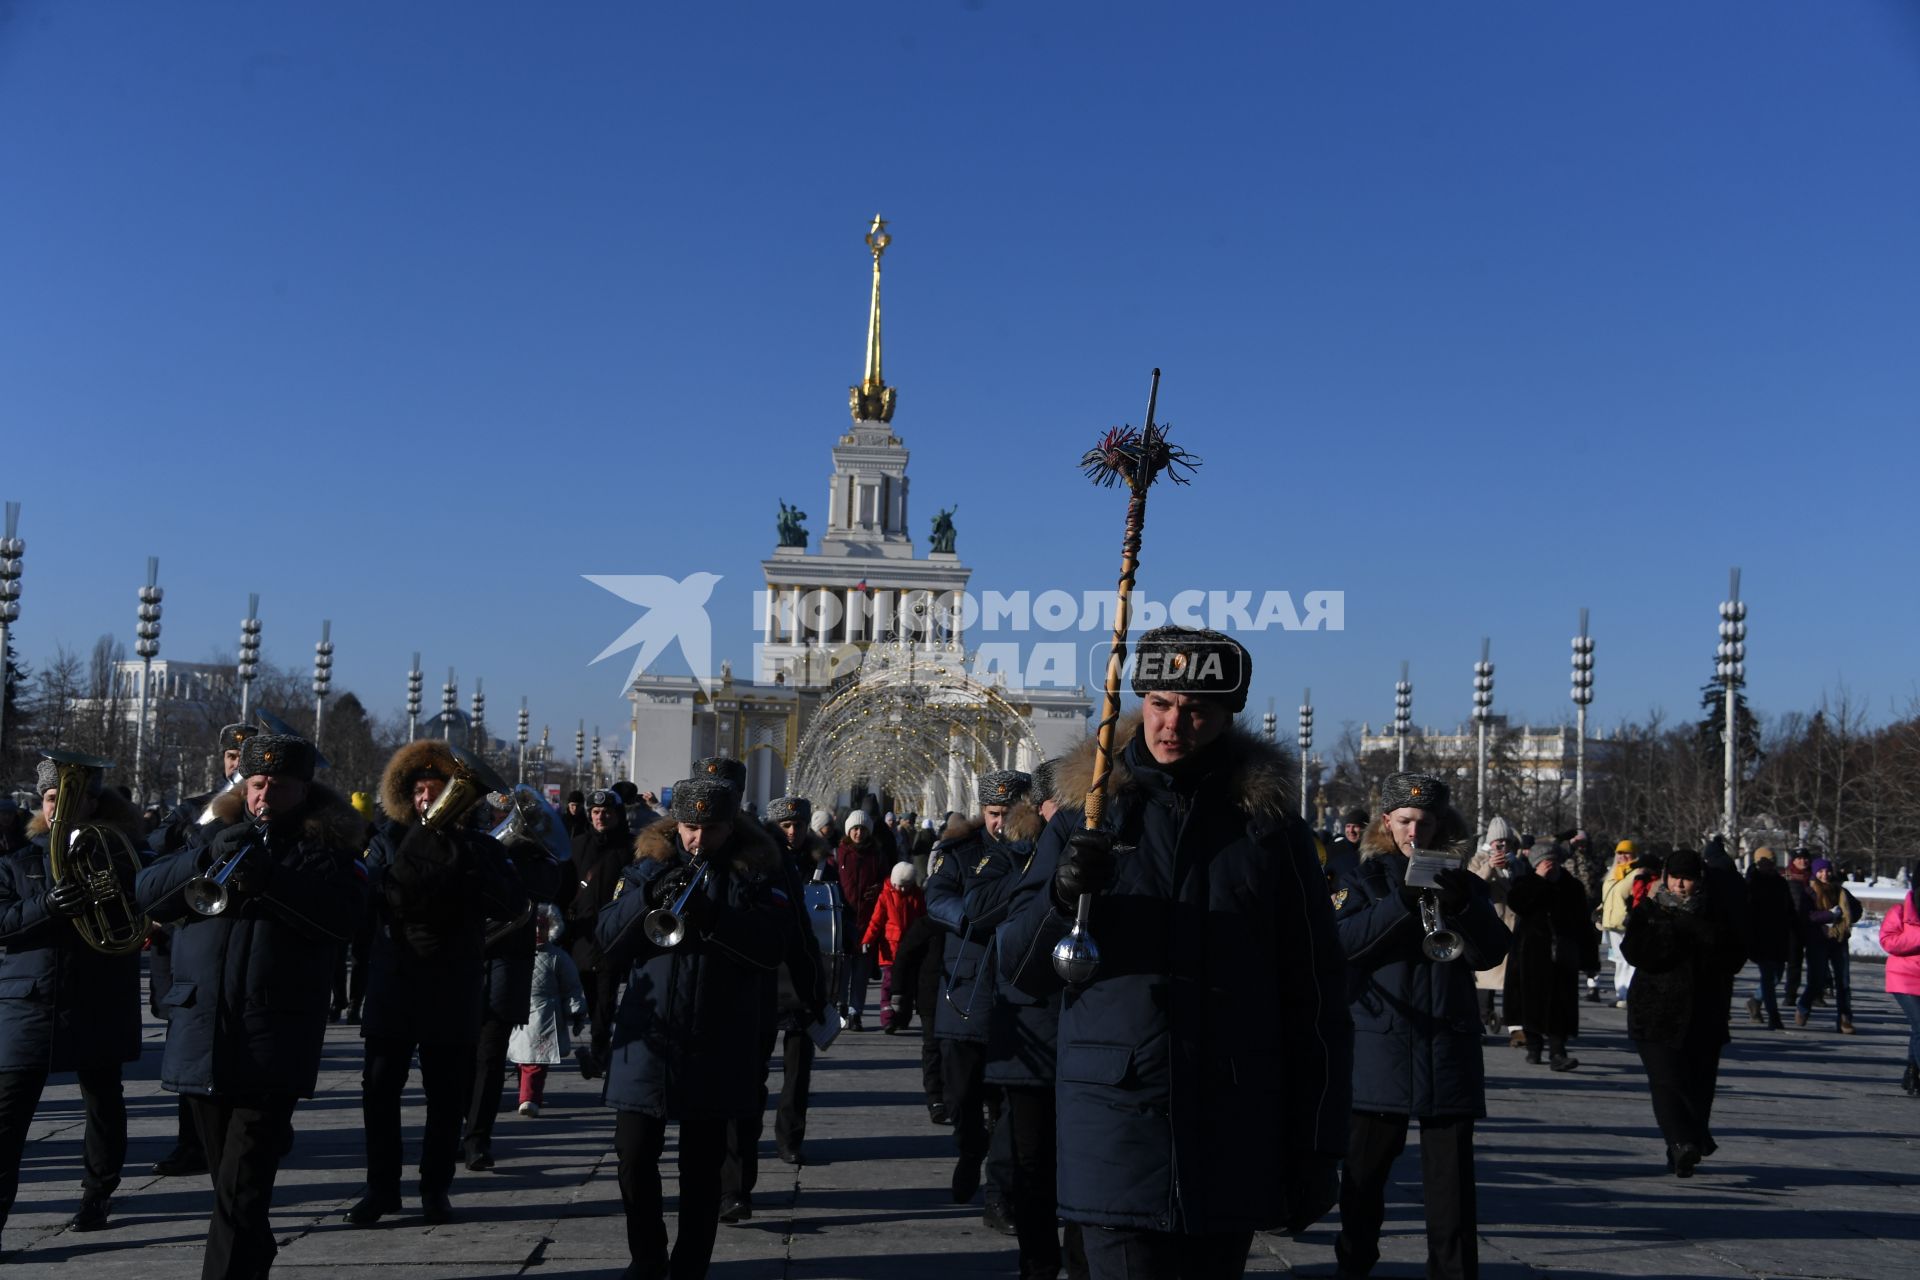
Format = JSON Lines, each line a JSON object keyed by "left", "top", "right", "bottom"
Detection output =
{"left": 508, "top": 907, "right": 586, "bottom": 1117}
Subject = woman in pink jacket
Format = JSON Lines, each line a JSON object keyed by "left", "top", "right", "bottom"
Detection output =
{"left": 1878, "top": 864, "right": 1920, "bottom": 1096}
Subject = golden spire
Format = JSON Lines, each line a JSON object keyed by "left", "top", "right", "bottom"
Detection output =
{"left": 850, "top": 214, "right": 897, "bottom": 423}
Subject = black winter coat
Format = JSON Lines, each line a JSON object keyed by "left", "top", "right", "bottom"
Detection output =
{"left": 598, "top": 820, "right": 793, "bottom": 1118}
{"left": 1332, "top": 837, "right": 1510, "bottom": 1118}
{"left": 959, "top": 805, "right": 1055, "bottom": 1088}
{"left": 361, "top": 819, "right": 524, "bottom": 1045}
{"left": 1621, "top": 886, "right": 1747, "bottom": 1046}
{"left": 565, "top": 826, "right": 633, "bottom": 974}
{"left": 137, "top": 787, "right": 365, "bottom": 1098}
{"left": 1001, "top": 723, "right": 1352, "bottom": 1235}
{"left": 1744, "top": 867, "right": 1797, "bottom": 965}
{"left": 925, "top": 819, "right": 998, "bottom": 1043}
{"left": 0, "top": 796, "right": 146, "bottom": 1075}
{"left": 891, "top": 913, "right": 942, "bottom": 1032}
{"left": 1503, "top": 868, "right": 1597, "bottom": 1038}
{"left": 481, "top": 844, "right": 563, "bottom": 1024}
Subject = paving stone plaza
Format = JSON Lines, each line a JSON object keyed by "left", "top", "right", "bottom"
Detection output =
{"left": 2, "top": 961, "right": 1913, "bottom": 1279}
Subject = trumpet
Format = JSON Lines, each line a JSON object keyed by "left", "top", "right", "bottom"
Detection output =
{"left": 41, "top": 749, "right": 150, "bottom": 956}
{"left": 186, "top": 838, "right": 259, "bottom": 916}
{"left": 643, "top": 857, "right": 711, "bottom": 948}
{"left": 1419, "top": 892, "right": 1465, "bottom": 963}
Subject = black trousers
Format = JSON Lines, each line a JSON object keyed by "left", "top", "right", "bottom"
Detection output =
{"left": 1081, "top": 1226, "right": 1253, "bottom": 1279}
{"left": 1337, "top": 1111, "right": 1477, "bottom": 1280}
{"left": 1636, "top": 1037, "right": 1723, "bottom": 1152}
{"left": 615, "top": 1110, "right": 728, "bottom": 1280}
{"left": 1784, "top": 929, "right": 1806, "bottom": 1005}
{"left": 582, "top": 968, "right": 621, "bottom": 1060}
{"left": 920, "top": 1016, "right": 945, "bottom": 1106}
{"left": 463, "top": 1013, "right": 513, "bottom": 1152}
{"left": 721, "top": 1026, "right": 814, "bottom": 1200}
{"left": 361, "top": 1036, "right": 476, "bottom": 1197}
{"left": 0, "top": 1064, "right": 126, "bottom": 1223}
{"left": 1005, "top": 1085, "right": 1089, "bottom": 1280}
{"left": 187, "top": 1094, "right": 297, "bottom": 1280}
{"left": 940, "top": 1039, "right": 1004, "bottom": 1189}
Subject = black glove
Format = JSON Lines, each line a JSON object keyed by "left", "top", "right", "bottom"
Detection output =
{"left": 225, "top": 848, "right": 271, "bottom": 897}
{"left": 1281, "top": 1154, "right": 1340, "bottom": 1232}
{"left": 569, "top": 1016, "right": 587, "bottom": 1038}
{"left": 205, "top": 821, "right": 254, "bottom": 868}
{"left": 46, "top": 879, "right": 89, "bottom": 919}
{"left": 1432, "top": 867, "right": 1475, "bottom": 912}
{"left": 676, "top": 883, "right": 714, "bottom": 936}
{"left": 1053, "top": 830, "right": 1117, "bottom": 906}
{"left": 388, "top": 825, "right": 461, "bottom": 891}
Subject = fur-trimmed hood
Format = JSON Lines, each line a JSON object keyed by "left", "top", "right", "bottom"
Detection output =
{"left": 25, "top": 788, "right": 142, "bottom": 840}
{"left": 1358, "top": 808, "right": 1471, "bottom": 861}
{"left": 380, "top": 740, "right": 458, "bottom": 825}
{"left": 633, "top": 813, "right": 781, "bottom": 878}
{"left": 1049, "top": 713, "right": 1297, "bottom": 827}
{"left": 201, "top": 782, "right": 366, "bottom": 853}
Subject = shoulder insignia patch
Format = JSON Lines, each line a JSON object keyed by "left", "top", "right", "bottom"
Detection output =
{"left": 974, "top": 855, "right": 992, "bottom": 875}
{"left": 1331, "top": 888, "right": 1349, "bottom": 910}
{"left": 931, "top": 854, "right": 945, "bottom": 876}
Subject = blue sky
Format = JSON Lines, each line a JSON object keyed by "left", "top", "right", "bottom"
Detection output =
{"left": 3, "top": 1, "right": 1917, "bottom": 752}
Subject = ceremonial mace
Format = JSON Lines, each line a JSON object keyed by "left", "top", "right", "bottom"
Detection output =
{"left": 1051, "top": 368, "right": 1199, "bottom": 983}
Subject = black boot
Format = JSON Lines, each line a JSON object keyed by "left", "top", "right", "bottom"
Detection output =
{"left": 1903, "top": 1061, "right": 1919, "bottom": 1096}
{"left": 345, "top": 1189, "right": 401, "bottom": 1226}
{"left": 152, "top": 1143, "right": 208, "bottom": 1177}
{"left": 67, "top": 1191, "right": 113, "bottom": 1232}
{"left": 1549, "top": 1037, "right": 1579, "bottom": 1072}
{"left": 420, "top": 1187, "right": 454, "bottom": 1225}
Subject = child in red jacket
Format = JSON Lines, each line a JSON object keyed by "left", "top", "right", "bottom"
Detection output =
{"left": 863, "top": 862, "right": 926, "bottom": 1032}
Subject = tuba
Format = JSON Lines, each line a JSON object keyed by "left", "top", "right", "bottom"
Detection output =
{"left": 41, "top": 750, "right": 150, "bottom": 956}
{"left": 480, "top": 784, "right": 565, "bottom": 947}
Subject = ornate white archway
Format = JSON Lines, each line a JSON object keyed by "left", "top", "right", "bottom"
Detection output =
{"left": 789, "top": 642, "right": 1041, "bottom": 814}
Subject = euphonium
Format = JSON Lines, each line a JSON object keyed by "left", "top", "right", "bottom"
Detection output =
{"left": 41, "top": 749, "right": 150, "bottom": 956}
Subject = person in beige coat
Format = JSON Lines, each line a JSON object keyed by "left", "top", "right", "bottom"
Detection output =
{"left": 1469, "top": 816, "right": 1518, "bottom": 1035}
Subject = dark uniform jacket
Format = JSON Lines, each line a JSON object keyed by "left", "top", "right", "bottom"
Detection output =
{"left": 764, "top": 827, "right": 828, "bottom": 1034}
{"left": 565, "top": 824, "right": 633, "bottom": 974}
{"left": 482, "top": 842, "right": 562, "bottom": 1024}
{"left": 1332, "top": 821, "right": 1510, "bottom": 1118}
{"left": 956, "top": 803, "right": 1056, "bottom": 1088}
{"left": 597, "top": 819, "right": 793, "bottom": 1119}
{"left": 0, "top": 794, "right": 146, "bottom": 1075}
{"left": 925, "top": 817, "right": 999, "bottom": 1043}
{"left": 1001, "top": 721, "right": 1352, "bottom": 1236}
{"left": 362, "top": 817, "right": 524, "bottom": 1045}
{"left": 136, "top": 786, "right": 365, "bottom": 1098}
{"left": 1621, "top": 884, "right": 1748, "bottom": 1046}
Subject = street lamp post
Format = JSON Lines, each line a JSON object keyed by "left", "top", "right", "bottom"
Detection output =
{"left": 1297, "top": 688, "right": 1314, "bottom": 821}
{"left": 1393, "top": 661, "right": 1412, "bottom": 772}
{"left": 1571, "top": 609, "right": 1594, "bottom": 830}
{"left": 1472, "top": 639, "right": 1493, "bottom": 840}
{"left": 517, "top": 697, "right": 529, "bottom": 785}
{"left": 238, "top": 594, "right": 261, "bottom": 721}
{"left": 134, "top": 557, "right": 163, "bottom": 804}
{"left": 591, "top": 728, "right": 601, "bottom": 789}
{"left": 441, "top": 668, "right": 457, "bottom": 742}
{"left": 1716, "top": 569, "right": 1747, "bottom": 847}
{"left": 0, "top": 503, "right": 23, "bottom": 765}
{"left": 406, "top": 654, "right": 423, "bottom": 742}
{"left": 311, "top": 620, "right": 333, "bottom": 753}
{"left": 575, "top": 722, "right": 585, "bottom": 794}
{"left": 539, "top": 725, "right": 551, "bottom": 790}
{"left": 470, "top": 678, "right": 485, "bottom": 755}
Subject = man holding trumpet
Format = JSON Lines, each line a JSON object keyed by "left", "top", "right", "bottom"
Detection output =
{"left": 136, "top": 732, "right": 366, "bottom": 1280}
{"left": 1328, "top": 772, "right": 1510, "bottom": 1280}
{"left": 596, "top": 777, "right": 792, "bottom": 1280}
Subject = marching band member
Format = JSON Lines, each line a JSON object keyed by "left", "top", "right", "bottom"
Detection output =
{"left": 137, "top": 733, "right": 365, "bottom": 1279}
{"left": 347, "top": 740, "right": 523, "bottom": 1227}
{"left": 597, "top": 778, "right": 792, "bottom": 1280}
{"left": 0, "top": 758, "right": 143, "bottom": 1239}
